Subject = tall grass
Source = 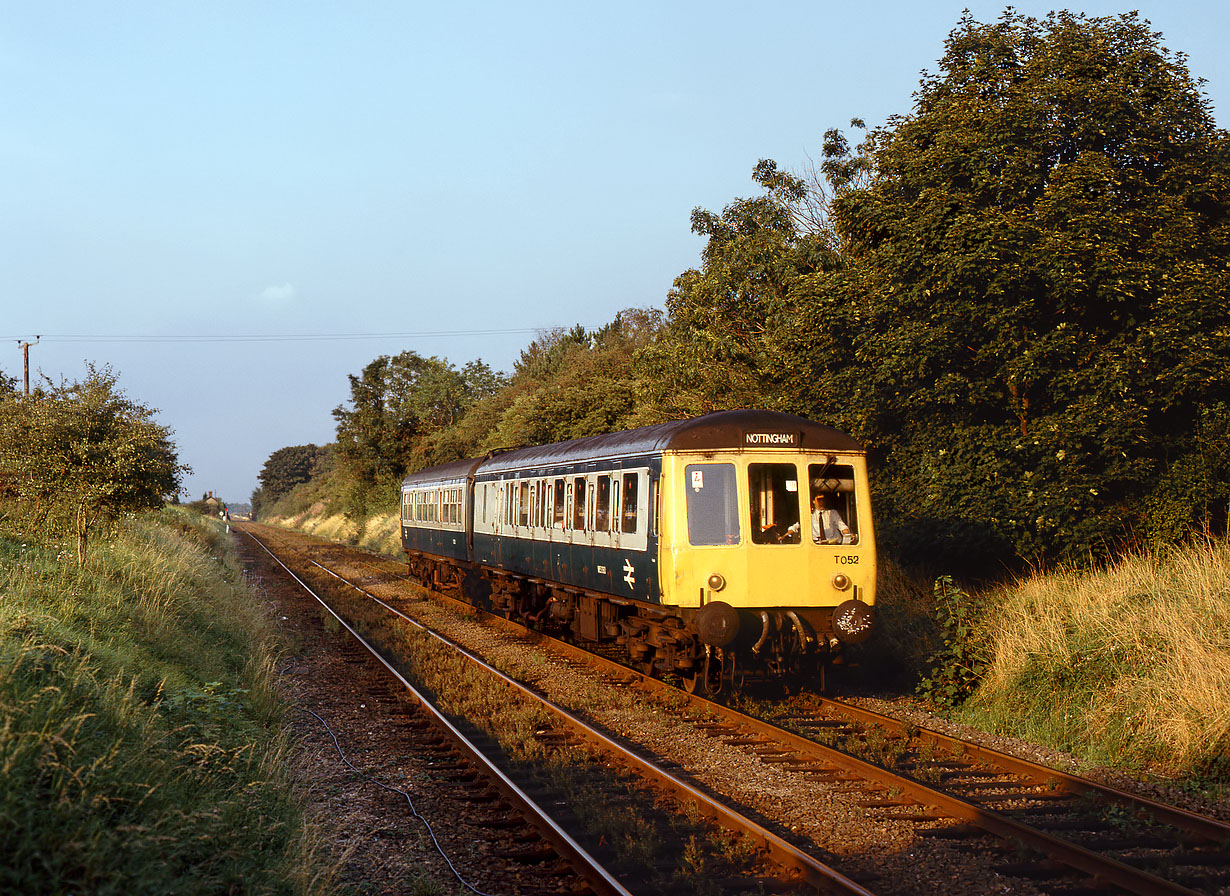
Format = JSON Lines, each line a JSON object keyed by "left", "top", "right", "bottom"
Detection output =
{"left": 0, "top": 509, "right": 328, "bottom": 894}
{"left": 963, "top": 537, "right": 1230, "bottom": 783}
{"left": 265, "top": 505, "right": 402, "bottom": 558}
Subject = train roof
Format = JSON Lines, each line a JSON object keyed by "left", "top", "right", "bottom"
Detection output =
{"left": 400, "top": 456, "right": 485, "bottom": 488}
{"left": 399, "top": 410, "right": 861, "bottom": 483}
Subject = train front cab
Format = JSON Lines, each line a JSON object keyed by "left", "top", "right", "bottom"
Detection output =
{"left": 657, "top": 446, "right": 876, "bottom": 673}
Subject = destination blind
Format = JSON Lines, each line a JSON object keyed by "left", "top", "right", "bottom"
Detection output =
{"left": 742, "top": 431, "right": 799, "bottom": 448}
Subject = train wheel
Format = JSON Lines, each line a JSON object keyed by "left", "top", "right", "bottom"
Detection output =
{"left": 683, "top": 651, "right": 721, "bottom": 696}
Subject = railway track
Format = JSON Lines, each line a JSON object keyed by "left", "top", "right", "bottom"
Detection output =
{"left": 242, "top": 528, "right": 631, "bottom": 896}
{"left": 242, "top": 524, "right": 870, "bottom": 894}
{"left": 240, "top": 523, "right": 1230, "bottom": 894}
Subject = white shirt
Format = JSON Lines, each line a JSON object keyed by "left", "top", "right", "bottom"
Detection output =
{"left": 812, "top": 507, "right": 852, "bottom": 544}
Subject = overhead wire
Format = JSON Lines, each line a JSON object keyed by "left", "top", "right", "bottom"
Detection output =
{"left": 4, "top": 329, "right": 544, "bottom": 344}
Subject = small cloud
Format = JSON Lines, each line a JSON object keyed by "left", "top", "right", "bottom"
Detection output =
{"left": 257, "top": 283, "right": 296, "bottom": 304}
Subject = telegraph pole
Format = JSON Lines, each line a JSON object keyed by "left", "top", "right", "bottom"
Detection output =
{"left": 19, "top": 336, "right": 39, "bottom": 396}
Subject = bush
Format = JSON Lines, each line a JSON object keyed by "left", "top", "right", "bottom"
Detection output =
{"left": 915, "top": 576, "right": 988, "bottom": 708}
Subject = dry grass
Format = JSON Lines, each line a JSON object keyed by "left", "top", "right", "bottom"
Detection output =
{"left": 267, "top": 509, "right": 401, "bottom": 558}
{"left": 966, "top": 537, "right": 1230, "bottom": 778}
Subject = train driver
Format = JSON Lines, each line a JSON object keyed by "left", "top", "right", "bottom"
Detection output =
{"left": 811, "top": 493, "right": 856, "bottom": 545}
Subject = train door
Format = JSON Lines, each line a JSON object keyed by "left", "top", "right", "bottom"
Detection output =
{"left": 551, "top": 477, "right": 568, "bottom": 582}
{"left": 744, "top": 461, "right": 807, "bottom": 607}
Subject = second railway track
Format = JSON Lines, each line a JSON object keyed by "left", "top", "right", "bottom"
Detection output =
{"left": 240, "top": 522, "right": 1230, "bottom": 895}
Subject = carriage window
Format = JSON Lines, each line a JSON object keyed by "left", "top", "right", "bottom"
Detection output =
{"left": 621, "top": 473, "right": 639, "bottom": 533}
{"left": 685, "top": 463, "right": 740, "bottom": 546}
{"left": 553, "top": 479, "right": 566, "bottom": 526}
{"left": 518, "top": 481, "right": 530, "bottom": 526}
{"left": 595, "top": 475, "right": 611, "bottom": 531}
{"left": 749, "top": 464, "right": 801, "bottom": 544}
{"left": 573, "top": 477, "right": 587, "bottom": 529}
{"left": 806, "top": 463, "right": 859, "bottom": 545}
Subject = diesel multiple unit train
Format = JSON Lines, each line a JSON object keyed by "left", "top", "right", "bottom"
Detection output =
{"left": 400, "top": 409, "right": 875, "bottom": 692}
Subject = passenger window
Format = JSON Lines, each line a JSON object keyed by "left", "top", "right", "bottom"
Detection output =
{"left": 621, "top": 473, "right": 639, "bottom": 533}
{"left": 595, "top": 475, "right": 611, "bottom": 531}
{"left": 573, "top": 478, "right": 587, "bottom": 529}
{"left": 685, "top": 463, "right": 740, "bottom": 546}
{"left": 806, "top": 463, "right": 859, "bottom": 545}
{"left": 553, "top": 480, "right": 566, "bottom": 527}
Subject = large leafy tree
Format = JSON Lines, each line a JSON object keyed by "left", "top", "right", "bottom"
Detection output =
{"left": 817, "top": 11, "right": 1230, "bottom": 563}
{"left": 637, "top": 162, "right": 843, "bottom": 419}
{"left": 0, "top": 365, "right": 186, "bottom": 565}
{"left": 331, "top": 351, "right": 507, "bottom": 489}
{"left": 488, "top": 308, "right": 663, "bottom": 447}
{"left": 252, "top": 443, "right": 331, "bottom": 511}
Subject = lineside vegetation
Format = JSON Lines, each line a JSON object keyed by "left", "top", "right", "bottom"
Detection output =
{"left": 966, "top": 538, "right": 1230, "bottom": 792}
{"left": 0, "top": 508, "right": 335, "bottom": 893}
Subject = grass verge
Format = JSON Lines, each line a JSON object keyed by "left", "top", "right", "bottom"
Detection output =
{"left": 0, "top": 508, "right": 330, "bottom": 895}
{"left": 959, "top": 536, "right": 1230, "bottom": 797}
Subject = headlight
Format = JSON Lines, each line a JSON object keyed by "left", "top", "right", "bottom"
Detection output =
{"left": 832, "top": 573, "right": 851, "bottom": 591}
{"left": 707, "top": 573, "right": 726, "bottom": 592}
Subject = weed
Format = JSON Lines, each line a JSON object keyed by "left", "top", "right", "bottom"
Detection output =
{"left": 682, "top": 834, "right": 707, "bottom": 875}
{"left": 915, "top": 575, "right": 987, "bottom": 708}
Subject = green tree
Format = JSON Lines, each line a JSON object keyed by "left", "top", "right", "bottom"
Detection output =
{"left": 487, "top": 309, "right": 663, "bottom": 447}
{"left": 0, "top": 365, "right": 186, "bottom": 565}
{"left": 819, "top": 10, "right": 1230, "bottom": 564}
{"left": 636, "top": 162, "right": 843, "bottom": 419}
{"left": 331, "top": 351, "right": 509, "bottom": 506}
{"left": 255, "top": 444, "right": 330, "bottom": 504}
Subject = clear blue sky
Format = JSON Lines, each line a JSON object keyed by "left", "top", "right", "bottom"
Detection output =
{"left": 3, "top": 2, "right": 1227, "bottom": 505}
